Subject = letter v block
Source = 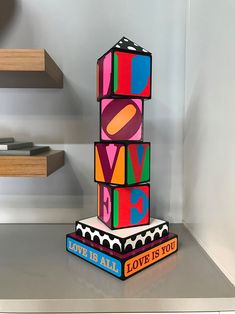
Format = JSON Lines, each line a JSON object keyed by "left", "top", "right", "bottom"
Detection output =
{"left": 95, "top": 142, "right": 150, "bottom": 185}
{"left": 98, "top": 183, "right": 150, "bottom": 229}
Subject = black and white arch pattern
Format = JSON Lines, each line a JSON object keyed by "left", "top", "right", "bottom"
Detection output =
{"left": 124, "top": 223, "right": 169, "bottom": 252}
{"left": 75, "top": 218, "right": 169, "bottom": 254}
{"left": 113, "top": 36, "right": 150, "bottom": 54}
{"left": 75, "top": 222, "right": 122, "bottom": 252}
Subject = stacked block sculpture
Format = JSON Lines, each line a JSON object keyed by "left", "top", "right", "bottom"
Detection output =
{"left": 66, "top": 37, "right": 178, "bottom": 280}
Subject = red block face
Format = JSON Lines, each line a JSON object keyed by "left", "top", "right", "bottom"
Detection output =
{"left": 97, "top": 50, "right": 152, "bottom": 100}
{"left": 98, "top": 183, "right": 150, "bottom": 229}
{"left": 113, "top": 51, "right": 151, "bottom": 98}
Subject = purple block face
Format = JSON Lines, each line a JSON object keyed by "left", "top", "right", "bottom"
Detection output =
{"left": 100, "top": 99, "right": 143, "bottom": 141}
{"left": 97, "top": 52, "right": 112, "bottom": 99}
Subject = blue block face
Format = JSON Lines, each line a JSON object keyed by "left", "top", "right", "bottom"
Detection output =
{"left": 131, "top": 55, "right": 151, "bottom": 94}
{"left": 67, "top": 236, "right": 122, "bottom": 277}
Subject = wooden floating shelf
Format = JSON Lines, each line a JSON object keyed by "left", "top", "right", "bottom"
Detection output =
{"left": 0, "top": 150, "right": 65, "bottom": 177}
{"left": 0, "top": 49, "right": 63, "bottom": 88}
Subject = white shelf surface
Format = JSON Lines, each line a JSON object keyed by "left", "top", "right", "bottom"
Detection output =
{"left": 0, "top": 223, "right": 234, "bottom": 313}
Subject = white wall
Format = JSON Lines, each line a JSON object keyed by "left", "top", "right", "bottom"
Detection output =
{"left": 0, "top": 0, "right": 186, "bottom": 223}
{"left": 184, "top": 0, "right": 235, "bottom": 285}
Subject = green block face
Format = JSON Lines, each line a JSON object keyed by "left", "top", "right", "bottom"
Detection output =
{"left": 127, "top": 143, "right": 150, "bottom": 185}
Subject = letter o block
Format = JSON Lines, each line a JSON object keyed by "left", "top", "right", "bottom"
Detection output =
{"left": 100, "top": 98, "right": 143, "bottom": 141}
{"left": 98, "top": 183, "right": 150, "bottom": 229}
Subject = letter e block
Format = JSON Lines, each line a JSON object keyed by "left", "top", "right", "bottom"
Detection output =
{"left": 98, "top": 183, "right": 150, "bottom": 229}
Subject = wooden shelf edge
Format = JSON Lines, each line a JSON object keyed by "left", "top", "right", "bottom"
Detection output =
{"left": 0, "top": 150, "right": 65, "bottom": 177}
{"left": 0, "top": 49, "right": 63, "bottom": 88}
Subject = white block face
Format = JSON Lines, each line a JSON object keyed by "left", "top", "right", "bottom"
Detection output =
{"left": 75, "top": 216, "right": 169, "bottom": 253}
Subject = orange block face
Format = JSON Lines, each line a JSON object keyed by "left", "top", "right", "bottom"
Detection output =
{"left": 124, "top": 237, "right": 178, "bottom": 277}
{"left": 94, "top": 142, "right": 150, "bottom": 185}
{"left": 95, "top": 143, "right": 125, "bottom": 185}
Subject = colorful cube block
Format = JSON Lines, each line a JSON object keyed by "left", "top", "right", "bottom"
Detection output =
{"left": 97, "top": 183, "right": 150, "bottom": 229}
{"left": 97, "top": 37, "right": 152, "bottom": 100}
{"left": 94, "top": 142, "right": 150, "bottom": 185}
{"left": 100, "top": 98, "right": 143, "bottom": 141}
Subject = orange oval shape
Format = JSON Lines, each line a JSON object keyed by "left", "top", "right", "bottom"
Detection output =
{"left": 106, "top": 104, "right": 137, "bottom": 135}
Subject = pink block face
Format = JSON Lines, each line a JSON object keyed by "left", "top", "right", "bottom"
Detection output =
{"left": 97, "top": 52, "right": 112, "bottom": 99}
{"left": 97, "top": 184, "right": 112, "bottom": 228}
{"left": 100, "top": 99, "right": 143, "bottom": 141}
